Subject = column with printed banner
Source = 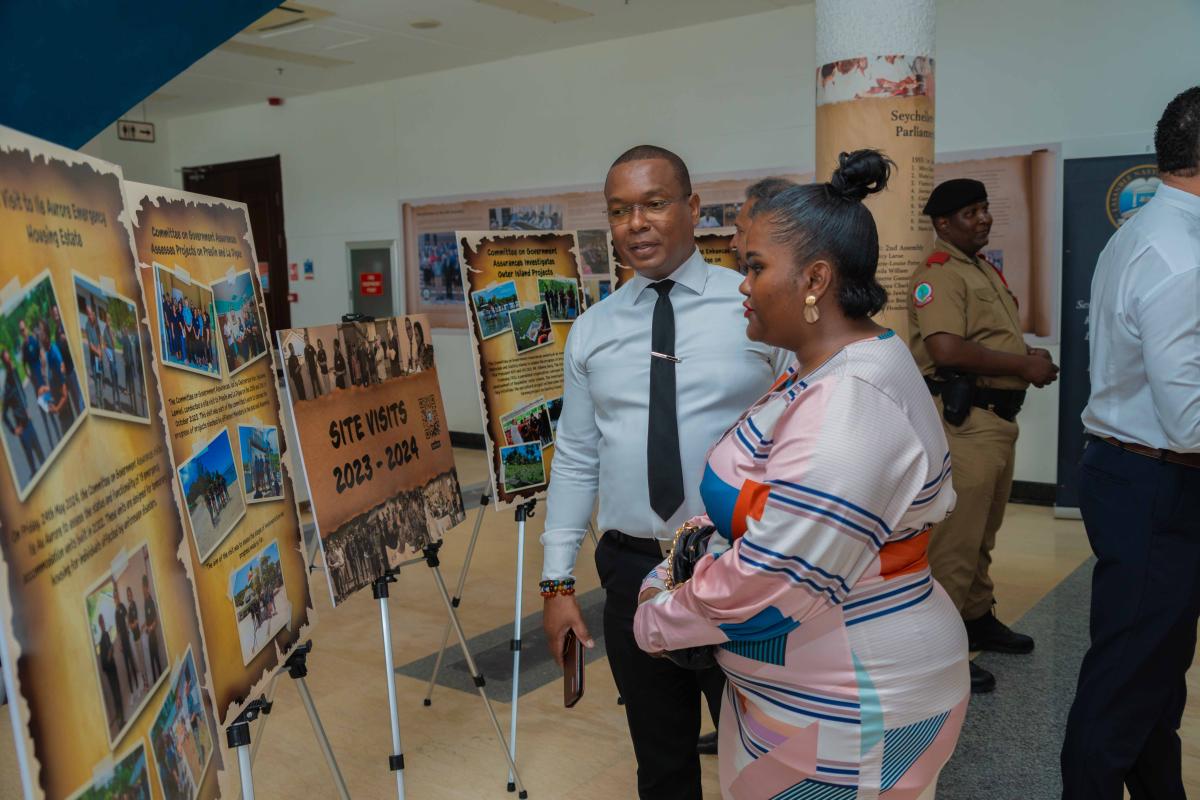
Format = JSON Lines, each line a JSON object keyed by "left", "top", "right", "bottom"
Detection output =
{"left": 276, "top": 315, "right": 465, "bottom": 605}
{"left": 124, "top": 183, "right": 315, "bottom": 737}
{"left": 0, "top": 126, "right": 223, "bottom": 799}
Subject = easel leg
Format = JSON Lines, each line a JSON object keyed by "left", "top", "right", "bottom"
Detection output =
{"left": 283, "top": 642, "right": 352, "bottom": 800}
{"left": 227, "top": 698, "right": 270, "bottom": 800}
{"left": 374, "top": 574, "right": 406, "bottom": 800}
{"left": 425, "top": 494, "right": 489, "bottom": 706}
{"left": 508, "top": 500, "right": 534, "bottom": 794}
{"left": 422, "top": 543, "right": 529, "bottom": 798}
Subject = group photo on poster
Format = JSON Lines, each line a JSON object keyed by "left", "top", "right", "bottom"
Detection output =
{"left": 212, "top": 268, "right": 269, "bottom": 376}
{"left": 148, "top": 648, "right": 215, "bottom": 800}
{"left": 230, "top": 540, "right": 291, "bottom": 665}
{"left": 176, "top": 426, "right": 246, "bottom": 563}
{"left": 84, "top": 543, "right": 169, "bottom": 746}
{"left": 238, "top": 423, "right": 284, "bottom": 502}
{"left": 278, "top": 315, "right": 465, "bottom": 605}
{"left": 457, "top": 230, "right": 583, "bottom": 507}
{"left": 72, "top": 271, "right": 149, "bottom": 424}
{"left": 153, "top": 264, "right": 222, "bottom": 379}
{"left": 0, "top": 269, "right": 87, "bottom": 500}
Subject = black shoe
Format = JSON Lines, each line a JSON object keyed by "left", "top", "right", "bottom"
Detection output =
{"left": 964, "top": 610, "right": 1034, "bottom": 654}
{"left": 697, "top": 731, "right": 718, "bottom": 755}
{"left": 970, "top": 662, "right": 996, "bottom": 694}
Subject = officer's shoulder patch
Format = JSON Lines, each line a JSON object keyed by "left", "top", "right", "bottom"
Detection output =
{"left": 913, "top": 281, "right": 934, "bottom": 307}
{"left": 925, "top": 251, "right": 951, "bottom": 267}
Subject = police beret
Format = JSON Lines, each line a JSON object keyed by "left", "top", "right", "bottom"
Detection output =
{"left": 923, "top": 178, "right": 988, "bottom": 217}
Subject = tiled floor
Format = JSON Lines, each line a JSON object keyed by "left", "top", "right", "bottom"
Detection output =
{"left": 0, "top": 448, "right": 1195, "bottom": 798}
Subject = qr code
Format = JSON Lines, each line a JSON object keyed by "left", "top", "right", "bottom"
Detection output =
{"left": 419, "top": 394, "right": 440, "bottom": 440}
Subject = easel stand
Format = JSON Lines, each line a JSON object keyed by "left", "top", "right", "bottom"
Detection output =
{"left": 227, "top": 697, "right": 270, "bottom": 800}
{"left": 230, "top": 641, "right": 351, "bottom": 800}
{"left": 506, "top": 499, "right": 537, "bottom": 795}
{"left": 373, "top": 573, "right": 408, "bottom": 800}
{"left": 424, "top": 497, "right": 599, "bottom": 705}
{"left": 418, "top": 541, "right": 529, "bottom": 797}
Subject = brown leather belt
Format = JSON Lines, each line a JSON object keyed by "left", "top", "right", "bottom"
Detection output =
{"left": 1100, "top": 436, "right": 1200, "bottom": 469}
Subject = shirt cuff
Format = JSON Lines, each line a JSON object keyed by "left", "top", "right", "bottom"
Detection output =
{"left": 540, "top": 528, "right": 586, "bottom": 581}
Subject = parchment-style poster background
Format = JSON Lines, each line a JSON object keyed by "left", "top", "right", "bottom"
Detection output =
{"left": 611, "top": 227, "right": 740, "bottom": 290}
{"left": 458, "top": 231, "right": 582, "bottom": 508}
{"left": 816, "top": 54, "right": 936, "bottom": 340}
{"left": 277, "top": 316, "right": 464, "bottom": 606}
{"left": 934, "top": 151, "right": 1058, "bottom": 337}
{"left": 0, "top": 127, "right": 221, "bottom": 799}
{"left": 126, "top": 183, "right": 313, "bottom": 726}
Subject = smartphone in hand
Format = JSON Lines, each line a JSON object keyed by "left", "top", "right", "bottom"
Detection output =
{"left": 563, "top": 628, "right": 585, "bottom": 708}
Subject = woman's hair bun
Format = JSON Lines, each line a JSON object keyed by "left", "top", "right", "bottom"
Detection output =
{"left": 827, "top": 149, "right": 894, "bottom": 202}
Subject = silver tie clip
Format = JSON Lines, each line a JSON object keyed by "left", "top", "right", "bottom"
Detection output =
{"left": 651, "top": 351, "right": 681, "bottom": 363}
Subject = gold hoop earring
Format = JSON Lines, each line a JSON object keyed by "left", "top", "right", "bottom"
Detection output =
{"left": 803, "top": 295, "right": 820, "bottom": 324}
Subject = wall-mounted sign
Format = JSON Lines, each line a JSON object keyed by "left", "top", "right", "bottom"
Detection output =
{"left": 116, "top": 119, "right": 156, "bottom": 142}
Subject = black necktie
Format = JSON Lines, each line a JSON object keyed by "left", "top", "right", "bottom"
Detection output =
{"left": 648, "top": 280, "right": 684, "bottom": 521}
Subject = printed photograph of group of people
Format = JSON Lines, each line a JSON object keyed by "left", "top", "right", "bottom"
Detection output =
{"left": 698, "top": 202, "right": 743, "bottom": 228}
{"left": 66, "top": 743, "right": 151, "bottom": 800}
{"left": 238, "top": 423, "right": 284, "bottom": 503}
{"left": 230, "top": 540, "right": 291, "bottom": 665}
{"left": 497, "top": 394, "right": 561, "bottom": 494}
{"left": 0, "top": 270, "right": 87, "bottom": 499}
{"left": 212, "top": 269, "right": 269, "bottom": 376}
{"left": 148, "top": 648, "right": 215, "bottom": 800}
{"left": 74, "top": 273, "right": 150, "bottom": 424}
{"left": 279, "top": 317, "right": 433, "bottom": 406}
{"left": 85, "top": 543, "right": 169, "bottom": 747}
{"left": 470, "top": 276, "right": 580, "bottom": 355}
{"left": 487, "top": 203, "right": 563, "bottom": 231}
{"left": 323, "top": 469, "right": 466, "bottom": 604}
{"left": 153, "top": 264, "right": 221, "bottom": 379}
{"left": 416, "top": 231, "right": 463, "bottom": 306}
{"left": 576, "top": 228, "right": 611, "bottom": 278}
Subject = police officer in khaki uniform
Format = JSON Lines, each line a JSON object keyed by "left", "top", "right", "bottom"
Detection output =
{"left": 907, "top": 178, "right": 1059, "bottom": 694}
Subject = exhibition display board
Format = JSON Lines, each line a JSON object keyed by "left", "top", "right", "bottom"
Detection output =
{"left": 402, "top": 172, "right": 806, "bottom": 326}
{"left": 0, "top": 127, "right": 222, "bottom": 799}
{"left": 277, "top": 315, "right": 465, "bottom": 606}
{"left": 125, "top": 183, "right": 315, "bottom": 726}
{"left": 610, "top": 226, "right": 739, "bottom": 290}
{"left": 457, "top": 230, "right": 583, "bottom": 508}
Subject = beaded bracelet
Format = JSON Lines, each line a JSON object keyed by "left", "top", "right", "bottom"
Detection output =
{"left": 539, "top": 578, "right": 576, "bottom": 598}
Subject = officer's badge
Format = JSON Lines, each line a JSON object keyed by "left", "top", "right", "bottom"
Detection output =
{"left": 913, "top": 282, "right": 934, "bottom": 307}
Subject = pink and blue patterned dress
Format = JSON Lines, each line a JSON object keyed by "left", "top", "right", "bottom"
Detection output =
{"left": 634, "top": 331, "right": 969, "bottom": 799}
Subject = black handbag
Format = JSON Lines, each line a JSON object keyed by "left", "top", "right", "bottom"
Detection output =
{"left": 661, "top": 522, "right": 719, "bottom": 670}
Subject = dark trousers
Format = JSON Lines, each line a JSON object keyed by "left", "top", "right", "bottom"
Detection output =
{"left": 596, "top": 532, "right": 724, "bottom": 800}
{"left": 1061, "top": 439, "right": 1200, "bottom": 799}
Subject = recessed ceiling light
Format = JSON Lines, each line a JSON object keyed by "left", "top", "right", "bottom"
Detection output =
{"left": 410, "top": 19, "right": 442, "bottom": 30}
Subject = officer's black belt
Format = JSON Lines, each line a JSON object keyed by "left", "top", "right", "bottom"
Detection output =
{"left": 925, "top": 378, "right": 1026, "bottom": 422}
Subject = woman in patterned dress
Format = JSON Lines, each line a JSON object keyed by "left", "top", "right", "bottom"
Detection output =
{"left": 634, "top": 151, "right": 968, "bottom": 799}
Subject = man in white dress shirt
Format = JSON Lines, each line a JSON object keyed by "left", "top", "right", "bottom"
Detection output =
{"left": 1061, "top": 86, "right": 1200, "bottom": 800}
{"left": 540, "top": 145, "right": 785, "bottom": 798}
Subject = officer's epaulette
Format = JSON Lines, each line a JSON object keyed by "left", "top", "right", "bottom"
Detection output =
{"left": 925, "top": 251, "right": 951, "bottom": 267}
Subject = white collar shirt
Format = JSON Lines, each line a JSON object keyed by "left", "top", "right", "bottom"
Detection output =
{"left": 1083, "top": 183, "right": 1200, "bottom": 452}
{"left": 540, "top": 248, "right": 788, "bottom": 580}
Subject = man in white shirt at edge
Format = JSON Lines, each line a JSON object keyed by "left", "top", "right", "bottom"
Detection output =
{"left": 539, "top": 145, "right": 788, "bottom": 799}
{"left": 1061, "top": 86, "right": 1200, "bottom": 800}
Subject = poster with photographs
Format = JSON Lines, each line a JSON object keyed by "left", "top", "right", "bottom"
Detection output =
{"left": 127, "top": 181, "right": 314, "bottom": 727}
{"left": 0, "top": 125, "right": 223, "bottom": 799}
{"left": 277, "top": 315, "right": 465, "bottom": 606}
{"left": 403, "top": 172, "right": 808, "bottom": 327}
{"left": 457, "top": 230, "right": 585, "bottom": 508}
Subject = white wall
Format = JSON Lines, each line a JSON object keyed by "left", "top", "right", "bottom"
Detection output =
{"left": 82, "top": 115, "right": 175, "bottom": 188}
{"left": 161, "top": 0, "right": 1200, "bottom": 484}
